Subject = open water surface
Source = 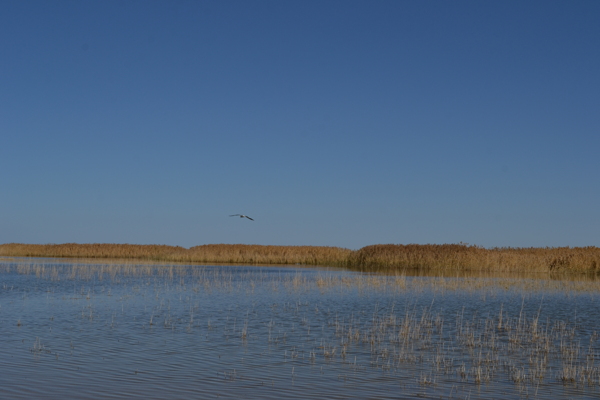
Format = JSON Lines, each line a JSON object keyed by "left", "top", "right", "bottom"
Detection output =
{"left": 1, "top": 257, "right": 600, "bottom": 399}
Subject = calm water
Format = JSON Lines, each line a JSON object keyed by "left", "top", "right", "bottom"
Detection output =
{"left": 1, "top": 258, "right": 600, "bottom": 399}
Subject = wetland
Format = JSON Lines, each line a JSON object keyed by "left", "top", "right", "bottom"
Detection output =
{"left": 1, "top": 257, "right": 600, "bottom": 399}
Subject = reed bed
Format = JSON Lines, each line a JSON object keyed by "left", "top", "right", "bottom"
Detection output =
{"left": 327, "top": 304, "right": 600, "bottom": 390}
{"left": 2, "top": 242, "right": 600, "bottom": 274}
{"left": 349, "top": 244, "right": 600, "bottom": 274}
{"left": 182, "top": 244, "right": 351, "bottom": 265}
{"left": 0, "top": 243, "right": 351, "bottom": 266}
{"left": 0, "top": 243, "right": 185, "bottom": 260}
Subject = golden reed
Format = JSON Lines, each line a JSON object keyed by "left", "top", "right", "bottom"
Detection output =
{"left": 1, "top": 243, "right": 599, "bottom": 274}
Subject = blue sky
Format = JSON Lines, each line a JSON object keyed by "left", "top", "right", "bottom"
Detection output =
{"left": 2, "top": 0, "right": 599, "bottom": 249}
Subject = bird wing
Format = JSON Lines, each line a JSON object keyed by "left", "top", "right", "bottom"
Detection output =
{"left": 245, "top": 216, "right": 254, "bottom": 221}
{"left": 229, "top": 214, "right": 241, "bottom": 217}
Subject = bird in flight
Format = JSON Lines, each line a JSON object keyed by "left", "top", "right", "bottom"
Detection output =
{"left": 229, "top": 214, "right": 254, "bottom": 221}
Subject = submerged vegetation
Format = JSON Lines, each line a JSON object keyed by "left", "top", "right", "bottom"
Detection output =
{"left": 1, "top": 242, "right": 600, "bottom": 274}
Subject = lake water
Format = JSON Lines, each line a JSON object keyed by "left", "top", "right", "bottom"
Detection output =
{"left": 1, "top": 258, "right": 600, "bottom": 399}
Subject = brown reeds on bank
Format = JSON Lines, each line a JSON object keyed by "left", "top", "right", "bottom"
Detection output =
{"left": 0, "top": 243, "right": 351, "bottom": 266}
{"left": 348, "top": 244, "right": 600, "bottom": 273}
{"left": 1, "top": 242, "right": 599, "bottom": 274}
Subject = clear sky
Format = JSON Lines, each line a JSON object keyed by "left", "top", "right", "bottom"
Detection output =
{"left": 2, "top": 0, "right": 599, "bottom": 250}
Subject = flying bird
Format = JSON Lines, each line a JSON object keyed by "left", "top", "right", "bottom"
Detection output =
{"left": 229, "top": 214, "right": 254, "bottom": 221}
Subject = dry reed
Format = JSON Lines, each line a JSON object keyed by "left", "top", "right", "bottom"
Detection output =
{"left": 2, "top": 242, "right": 600, "bottom": 274}
{"left": 348, "top": 244, "right": 600, "bottom": 274}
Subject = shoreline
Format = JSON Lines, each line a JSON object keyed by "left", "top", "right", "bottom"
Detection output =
{"left": 1, "top": 242, "right": 599, "bottom": 275}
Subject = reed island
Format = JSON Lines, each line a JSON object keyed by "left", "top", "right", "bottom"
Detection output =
{"left": 1, "top": 242, "right": 599, "bottom": 275}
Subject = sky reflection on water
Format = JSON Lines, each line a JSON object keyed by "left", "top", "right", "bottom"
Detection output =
{"left": 1, "top": 258, "right": 600, "bottom": 399}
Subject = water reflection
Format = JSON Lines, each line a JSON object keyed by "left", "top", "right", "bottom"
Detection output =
{"left": 1, "top": 258, "right": 599, "bottom": 399}
{"left": 372, "top": 266, "right": 600, "bottom": 282}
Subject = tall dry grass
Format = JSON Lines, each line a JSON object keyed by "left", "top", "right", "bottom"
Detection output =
{"left": 178, "top": 244, "right": 351, "bottom": 265}
{"left": 1, "top": 242, "right": 599, "bottom": 274}
{"left": 0, "top": 243, "right": 186, "bottom": 259}
{"left": 0, "top": 243, "right": 351, "bottom": 266}
{"left": 348, "top": 244, "right": 600, "bottom": 273}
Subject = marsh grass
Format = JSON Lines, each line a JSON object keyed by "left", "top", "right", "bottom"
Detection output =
{"left": 349, "top": 244, "right": 600, "bottom": 274}
{"left": 327, "top": 301, "right": 600, "bottom": 390}
{"left": 2, "top": 242, "right": 600, "bottom": 274}
{"left": 0, "top": 243, "right": 351, "bottom": 266}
